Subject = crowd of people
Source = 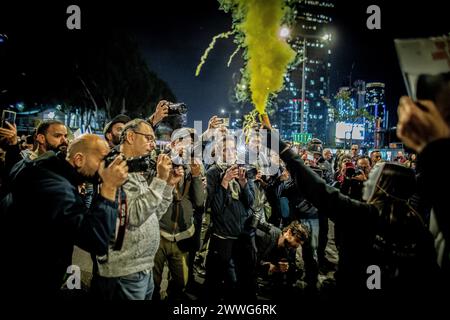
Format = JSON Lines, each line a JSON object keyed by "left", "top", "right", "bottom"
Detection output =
{"left": 0, "top": 72, "right": 449, "bottom": 302}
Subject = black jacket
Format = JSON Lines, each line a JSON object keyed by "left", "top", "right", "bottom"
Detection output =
{"left": 206, "top": 164, "right": 255, "bottom": 238}
{"left": 3, "top": 152, "right": 117, "bottom": 298}
{"left": 419, "top": 138, "right": 450, "bottom": 284}
{"left": 277, "top": 136, "right": 438, "bottom": 295}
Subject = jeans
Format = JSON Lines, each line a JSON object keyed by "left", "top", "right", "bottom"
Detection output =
{"left": 301, "top": 218, "right": 319, "bottom": 260}
{"left": 300, "top": 218, "right": 320, "bottom": 287}
{"left": 91, "top": 270, "right": 154, "bottom": 300}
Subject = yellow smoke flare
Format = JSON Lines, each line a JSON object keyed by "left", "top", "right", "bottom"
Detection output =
{"left": 195, "top": 31, "right": 234, "bottom": 76}
{"left": 237, "top": 0, "right": 296, "bottom": 114}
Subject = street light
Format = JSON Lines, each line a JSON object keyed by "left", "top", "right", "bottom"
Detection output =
{"left": 279, "top": 26, "right": 290, "bottom": 39}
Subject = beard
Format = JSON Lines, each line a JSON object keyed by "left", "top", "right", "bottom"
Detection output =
{"left": 45, "top": 141, "right": 68, "bottom": 154}
{"left": 111, "top": 133, "right": 121, "bottom": 146}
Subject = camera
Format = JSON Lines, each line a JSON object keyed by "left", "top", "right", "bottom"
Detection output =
{"left": 1, "top": 110, "right": 16, "bottom": 128}
{"left": 344, "top": 162, "right": 363, "bottom": 178}
{"left": 168, "top": 102, "right": 187, "bottom": 115}
{"left": 104, "top": 148, "right": 156, "bottom": 173}
{"left": 161, "top": 148, "right": 189, "bottom": 169}
{"left": 237, "top": 164, "right": 258, "bottom": 180}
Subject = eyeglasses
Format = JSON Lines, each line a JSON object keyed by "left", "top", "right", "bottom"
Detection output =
{"left": 134, "top": 131, "right": 155, "bottom": 142}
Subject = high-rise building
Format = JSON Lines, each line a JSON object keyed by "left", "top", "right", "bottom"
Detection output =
{"left": 365, "top": 82, "right": 387, "bottom": 148}
{"left": 274, "top": 0, "right": 335, "bottom": 144}
{"left": 278, "top": 97, "right": 301, "bottom": 140}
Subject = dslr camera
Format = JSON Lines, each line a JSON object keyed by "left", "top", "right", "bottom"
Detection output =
{"left": 344, "top": 162, "right": 363, "bottom": 178}
{"left": 237, "top": 164, "right": 258, "bottom": 180}
{"left": 168, "top": 102, "right": 187, "bottom": 115}
{"left": 104, "top": 148, "right": 156, "bottom": 173}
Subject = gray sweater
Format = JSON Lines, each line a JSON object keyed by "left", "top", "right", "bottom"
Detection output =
{"left": 97, "top": 173, "right": 174, "bottom": 278}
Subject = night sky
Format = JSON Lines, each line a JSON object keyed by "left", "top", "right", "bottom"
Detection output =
{"left": 1, "top": 0, "right": 448, "bottom": 130}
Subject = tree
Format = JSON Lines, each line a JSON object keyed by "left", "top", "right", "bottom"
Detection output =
{"left": 72, "top": 30, "right": 176, "bottom": 125}
{"left": 0, "top": 28, "right": 176, "bottom": 132}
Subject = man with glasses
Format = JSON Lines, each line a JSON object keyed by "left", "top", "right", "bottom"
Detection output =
{"left": 103, "top": 100, "right": 170, "bottom": 149}
{"left": 91, "top": 119, "right": 183, "bottom": 300}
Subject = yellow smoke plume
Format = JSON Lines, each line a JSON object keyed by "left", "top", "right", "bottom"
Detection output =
{"left": 237, "top": 0, "right": 296, "bottom": 114}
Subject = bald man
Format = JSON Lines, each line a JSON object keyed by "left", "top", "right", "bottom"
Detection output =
{"left": 3, "top": 134, "right": 128, "bottom": 299}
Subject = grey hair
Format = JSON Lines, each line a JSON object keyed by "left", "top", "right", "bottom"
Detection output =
{"left": 119, "top": 119, "right": 151, "bottom": 145}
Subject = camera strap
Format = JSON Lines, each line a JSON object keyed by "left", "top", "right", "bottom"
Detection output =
{"left": 172, "top": 177, "right": 191, "bottom": 233}
{"left": 113, "top": 187, "right": 128, "bottom": 251}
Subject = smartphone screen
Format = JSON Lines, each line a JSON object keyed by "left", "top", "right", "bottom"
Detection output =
{"left": 1, "top": 110, "right": 16, "bottom": 128}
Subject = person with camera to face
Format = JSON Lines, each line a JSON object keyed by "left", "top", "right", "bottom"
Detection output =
{"left": 2, "top": 134, "right": 128, "bottom": 299}
{"left": 340, "top": 156, "right": 371, "bottom": 201}
{"left": 152, "top": 127, "right": 206, "bottom": 301}
{"left": 91, "top": 119, "right": 183, "bottom": 300}
{"left": 204, "top": 134, "right": 256, "bottom": 301}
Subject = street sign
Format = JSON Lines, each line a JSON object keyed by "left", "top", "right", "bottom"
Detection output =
{"left": 292, "top": 132, "right": 312, "bottom": 144}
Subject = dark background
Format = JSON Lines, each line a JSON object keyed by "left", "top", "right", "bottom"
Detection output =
{"left": 0, "top": 0, "right": 448, "bottom": 129}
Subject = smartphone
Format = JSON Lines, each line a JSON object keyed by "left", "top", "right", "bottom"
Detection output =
{"left": 1, "top": 110, "right": 16, "bottom": 128}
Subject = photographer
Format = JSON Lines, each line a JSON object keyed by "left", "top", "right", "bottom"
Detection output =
{"left": 103, "top": 114, "right": 131, "bottom": 148}
{"left": 255, "top": 221, "right": 309, "bottom": 300}
{"left": 340, "top": 156, "right": 371, "bottom": 201}
{"left": 153, "top": 128, "right": 206, "bottom": 301}
{"left": 3, "top": 134, "right": 128, "bottom": 299}
{"left": 0, "top": 120, "right": 68, "bottom": 197}
{"left": 91, "top": 119, "right": 182, "bottom": 300}
{"left": 205, "top": 134, "right": 255, "bottom": 301}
